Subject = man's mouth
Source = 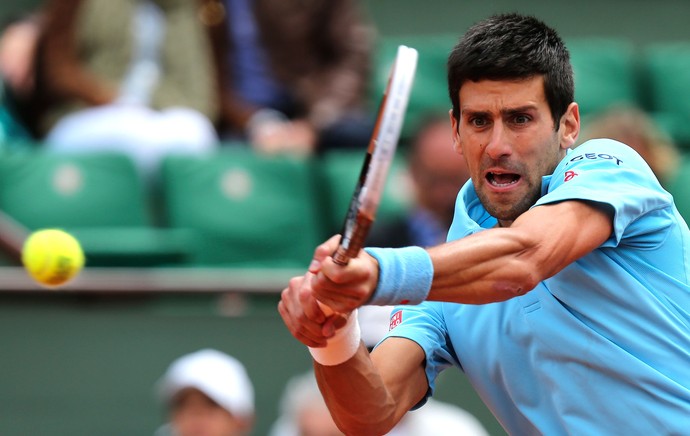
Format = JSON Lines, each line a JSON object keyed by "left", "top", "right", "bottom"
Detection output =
{"left": 486, "top": 172, "right": 521, "bottom": 187}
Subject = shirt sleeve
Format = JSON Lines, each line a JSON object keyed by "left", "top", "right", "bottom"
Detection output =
{"left": 378, "top": 301, "right": 459, "bottom": 408}
{"left": 535, "top": 139, "right": 675, "bottom": 248}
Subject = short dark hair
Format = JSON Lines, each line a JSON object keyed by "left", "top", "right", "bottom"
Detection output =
{"left": 447, "top": 13, "right": 574, "bottom": 129}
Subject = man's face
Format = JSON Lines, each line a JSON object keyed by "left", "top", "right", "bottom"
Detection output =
{"left": 171, "top": 388, "right": 250, "bottom": 436}
{"left": 451, "top": 76, "right": 578, "bottom": 225}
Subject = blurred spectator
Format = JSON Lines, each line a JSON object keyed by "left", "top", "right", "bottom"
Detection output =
{"left": 156, "top": 349, "right": 254, "bottom": 436}
{"left": 368, "top": 114, "right": 471, "bottom": 248}
{"left": 213, "top": 0, "right": 375, "bottom": 156}
{"left": 0, "top": 13, "right": 42, "bottom": 144}
{"left": 0, "top": 14, "right": 42, "bottom": 98}
{"left": 34, "top": 0, "right": 222, "bottom": 179}
{"left": 269, "top": 370, "right": 343, "bottom": 436}
{"left": 577, "top": 105, "right": 680, "bottom": 187}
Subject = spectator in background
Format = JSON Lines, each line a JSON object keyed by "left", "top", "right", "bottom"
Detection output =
{"left": 156, "top": 349, "right": 254, "bottom": 436}
{"left": 35, "top": 0, "right": 222, "bottom": 180}
{"left": 213, "top": 0, "right": 375, "bottom": 156}
{"left": 577, "top": 105, "right": 680, "bottom": 187}
{"left": 0, "top": 13, "right": 42, "bottom": 144}
{"left": 269, "top": 370, "right": 343, "bottom": 436}
{"left": 0, "top": 14, "right": 42, "bottom": 98}
{"left": 367, "top": 114, "right": 471, "bottom": 248}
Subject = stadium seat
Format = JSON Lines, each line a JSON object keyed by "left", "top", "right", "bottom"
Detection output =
{"left": 567, "top": 38, "right": 640, "bottom": 119}
{"left": 0, "top": 150, "right": 194, "bottom": 266}
{"left": 667, "top": 155, "right": 690, "bottom": 223}
{"left": 318, "top": 149, "right": 412, "bottom": 236}
{"left": 161, "top": 148, "right": 324, "bottom": 268}
{"left": 0, "top": 78, "right": 32, "bottom": 149}
{"left": 642, "top": 42, "right": 690, "bottom": 149}
{"left": 371, "top": 34, "right": 457, "bottom": 138}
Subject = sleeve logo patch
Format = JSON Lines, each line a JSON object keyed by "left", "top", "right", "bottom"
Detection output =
{"left": 564, "top": 170, "right": 578, "bottom": 182}
{"left": 566, "top": 152, "right": 623, "bottom": 166}
{"left": 389, "top": 310, "right": 403, "bottom": 331}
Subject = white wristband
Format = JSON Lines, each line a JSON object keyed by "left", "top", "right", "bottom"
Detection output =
{"left": 308, "top": 310, "right": 361, "bottom": 366}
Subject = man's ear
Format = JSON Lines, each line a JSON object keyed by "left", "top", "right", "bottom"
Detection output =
{"left": 449, "top": 109, "right": 463, "bottom": 155}
{"left": 559, "top": 102, "right": 580, "bottom": 150}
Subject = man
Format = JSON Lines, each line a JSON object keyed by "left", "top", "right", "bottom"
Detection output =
{"left": 367, "top": 113, "right": 471, "bottom": 248}
{"left": 278, "top": 13, "right": 690, "bottom": 435}
{"left": 156, "top": 349, "right": 254, "bottom": 436}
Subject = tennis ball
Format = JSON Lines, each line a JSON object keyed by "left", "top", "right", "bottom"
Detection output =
{"left": 22, "top": 229, "right": 85, "bottom": 288}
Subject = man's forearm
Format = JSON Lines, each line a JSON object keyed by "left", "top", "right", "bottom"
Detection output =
{"left": 314, "top": 344, "right": 400, "bottom": 436}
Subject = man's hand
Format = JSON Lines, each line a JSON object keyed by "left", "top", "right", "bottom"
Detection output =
{"left": 309, "top": 240, "right": 379, "bottom": 313}
{"left": 278, "top": 235, "right": 379, "bottom": 347}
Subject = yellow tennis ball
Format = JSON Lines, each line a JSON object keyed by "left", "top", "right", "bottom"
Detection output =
{"left": 22, "top": 229, "right": 85, "bottom": 288}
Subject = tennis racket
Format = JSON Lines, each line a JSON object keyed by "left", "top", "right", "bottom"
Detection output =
{"left": 332, "top": 45, "right": 418, "bottom": 266}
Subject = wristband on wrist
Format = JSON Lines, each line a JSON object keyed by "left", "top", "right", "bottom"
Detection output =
{"left": 308, "top": 309, "right": 361, "bottom": 366}
{"left": 364, "top": 246, "right": 433, "bottom": 306}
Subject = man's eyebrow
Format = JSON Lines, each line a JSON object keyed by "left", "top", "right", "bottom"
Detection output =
{"left": 461, "top": 104, "right": 539, "bottom": 117}
{"left": 460, "top": 108, "right": 490, "bottom": 118}
{"left": 501, "top": 105, "right": 538, "bottom": 116}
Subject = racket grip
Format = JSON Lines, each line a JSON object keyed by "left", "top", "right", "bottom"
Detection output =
{"left": 333, "top": 214, "right": 374, "bottom": 266}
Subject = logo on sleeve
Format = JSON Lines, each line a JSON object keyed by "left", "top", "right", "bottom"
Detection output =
{"left": 564, "top": 170, "right": 578, "bottom": 182}
{"left": 565, "top": 152, "right": 623, "bottom": 166}
{"left": 389, "top": 310, "right": 403, "bottom": 331}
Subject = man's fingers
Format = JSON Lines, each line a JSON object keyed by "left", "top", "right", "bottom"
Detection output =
{"left": 309, "top": 234, "right": 341, "bottom": 273}
{"left": 297, "top": 272, "right": 328, "bottom": 323}
{"left": 278, "top": 290, "right": 330, "bottom": 347}
{"left": 310, "top": 255, "right": 377, "bottom": 312}
{"left": 278, "top": 302, "right": 326, "bottom": 347}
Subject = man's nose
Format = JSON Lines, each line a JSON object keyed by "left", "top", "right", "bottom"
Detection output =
{"left": 484, "top": 122, "right": 512, "bottom": 160}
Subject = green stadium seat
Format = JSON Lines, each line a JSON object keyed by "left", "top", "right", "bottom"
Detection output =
{"left": 318, "top": 149, "right": 412, "bottom": 236}
{"left": 567, "top": 38, "right": 640, "bottom": 119}
{"left": 0, "top": 150, "right": 195, "bottom": 266}
{"left": 667, "top": 155, "right": 690, "bottom": 223}
{"left": 161, "top": 148, "right": 324, "bottom": 268}
{"left": 0, "top": 78, "right": 32, "bottom": 149}
{"left": 372, "top": 34, "right": 457, "bottom": 138}
{"left": 643, "top": 42, "right": 690, "bottom": 149}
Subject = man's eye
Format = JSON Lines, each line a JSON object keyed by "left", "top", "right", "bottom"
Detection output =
{"left": 471, "top": 117, "right": 487, "bottom": 127}
{"left": 513, "top": 114, "right": 531, "bottom": 124}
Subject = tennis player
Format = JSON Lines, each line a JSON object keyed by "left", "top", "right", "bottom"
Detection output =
{"left": 278, "top": 13, "right": 690, "bottom": 435}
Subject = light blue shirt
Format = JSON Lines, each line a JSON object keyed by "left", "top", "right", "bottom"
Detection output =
{"left": 384, "top": 139, "right": 690, "bottom": 434}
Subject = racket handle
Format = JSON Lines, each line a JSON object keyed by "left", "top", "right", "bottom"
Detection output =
{"left": 333, "top": 213, "right": 374, "bottom": 266}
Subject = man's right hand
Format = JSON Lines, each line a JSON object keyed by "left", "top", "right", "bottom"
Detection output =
{"left": 278, "top": 235, "right": 379, "bottom": 347}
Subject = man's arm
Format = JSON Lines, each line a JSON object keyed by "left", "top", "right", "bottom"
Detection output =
{"left": 315, "top": 338, "right": 429, "bottom": 435}
{"left": 311, "top": 199, "right": 613, "bottom": 310}
{"left": 279, "top": 236, "right": 429, "bottom": 435}
{"left": 427, "top": 199, "right": 613, "bottom": 304}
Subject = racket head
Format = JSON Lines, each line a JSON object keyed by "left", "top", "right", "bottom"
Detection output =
{"left": 333, "top": 45, "right": 418, "bottom": 265}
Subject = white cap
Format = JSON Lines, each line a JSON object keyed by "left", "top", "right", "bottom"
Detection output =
{"left": 158, "top": 349, "right": 254, "bottom": 418}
